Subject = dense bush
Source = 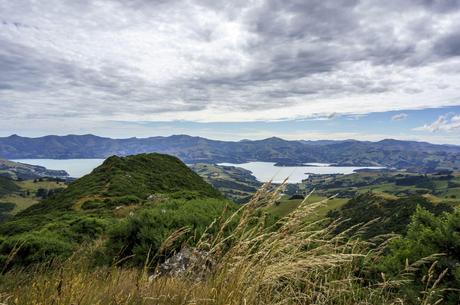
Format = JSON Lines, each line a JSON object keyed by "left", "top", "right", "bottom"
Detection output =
{"left": 0, "top": 196, "right": 232, "bottom": 268}
{"left": 0, "top": 213, "right": 111, "bottom": 267}
{"left": 376, "top": 207, "right": 460, "bottom": 304}
{"left": 35, "top": 187, "right": 64, "bottom": 199}
{"left": 105, "top": 198, "right": 234, "bottom": 266}
{"left": 67, "top": 217, "right": 110, "bottom": 242}
{"left": 0, "top": 202, "right": 15, "bottom": 214}
{"left": 0, "top": 231, "right": 74, "bottom": 267}
{"left": 289, "top": 194, "right": 305, "bottom": 200}
{"left": 81, "top": 195, "right": 141, "bottom": 210}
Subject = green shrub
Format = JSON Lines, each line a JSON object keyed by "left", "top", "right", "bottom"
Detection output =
{"left": 376, "top": 207, "right": 460, "bottom": 304}
{"left": 81, "top": 200, "right": 106, "bottom": 210}
{"left": 105, "top": 195, "right": 141, "bottom": 207}
{"left": 0, "top": 214, "right": 52, "bottom": 236}
{"left": 68, "top": 217, "right": 110, "bottom": 242}
{"left": 105, "top": 198, "right": 234, "bottom": 266}
{"left": 0, "top": 213, "right": 112, "bottom": 267}
{"left": 0, "top": 231, "right": 74, "bottom": 267}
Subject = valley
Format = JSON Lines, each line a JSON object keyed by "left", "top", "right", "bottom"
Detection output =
{"left": 0, "top": 178, "right": 66, "bottom": 220}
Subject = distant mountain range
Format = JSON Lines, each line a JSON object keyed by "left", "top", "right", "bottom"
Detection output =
{"left": 1, "top": 134, "right": 459, "bottom": 172}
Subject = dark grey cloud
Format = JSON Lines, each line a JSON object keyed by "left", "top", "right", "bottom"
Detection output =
{"left": 434, "top": 31, "right": 460, "bottom": 57}
{"left": 415, "top": 0, "right": 460, "bottom": 13}
{"left": 1, "top": 0, "right": 460, "bottom": 122}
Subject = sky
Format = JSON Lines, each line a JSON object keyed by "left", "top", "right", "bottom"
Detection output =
{"left": 0, "top": 0, "right": 460, "bottom": 144}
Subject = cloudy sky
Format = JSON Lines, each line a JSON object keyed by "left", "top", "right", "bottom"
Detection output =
{"left": 1, "top": 0, "right": 460, "bottom": 143}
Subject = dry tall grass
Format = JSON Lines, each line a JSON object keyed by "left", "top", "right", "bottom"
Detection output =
{"left": 0, "top": 183, "right": 446, "bottom": 305}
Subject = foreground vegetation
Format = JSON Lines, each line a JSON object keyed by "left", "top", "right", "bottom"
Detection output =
{"left": 2, "top": 184, "right": 457, "bottom": 305}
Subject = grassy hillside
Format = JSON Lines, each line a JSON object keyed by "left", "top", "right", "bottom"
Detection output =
{"left": 190, "top": 163, "right": 261, "bottom": 203}
{"left": 300, "top": 170, "right": 460, "bottom": 202}
{"left": 21, "top": 154, "right": 223, "bottom": 216}
{"left": 0, "top": 177, "right": 65, "bottom": 222}
{"left": 0, "top": 153, "right": 227, "bottom": 267}
{"left": 328, "top": 193, "right": 454, "bottom": 238}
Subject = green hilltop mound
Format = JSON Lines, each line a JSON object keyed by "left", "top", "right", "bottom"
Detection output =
{"left": 20, "top": 153, "right": 222, "bottom": 215}
{"left": 0, "top": 153, "right": 227, "bottom": 267}
{"left": 90, "top": 154, "right": 223, "bottom": 199}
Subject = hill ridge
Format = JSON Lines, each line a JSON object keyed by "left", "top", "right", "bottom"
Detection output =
{"left": 18, "top": 153, "right": 222, "bottom": 216}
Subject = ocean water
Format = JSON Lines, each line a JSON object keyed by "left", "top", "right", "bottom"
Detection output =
{"left": 219, "top": 162, "right": 383, "bottom": 183}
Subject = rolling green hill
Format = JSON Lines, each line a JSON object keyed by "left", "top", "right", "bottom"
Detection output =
{"left": 0, "top": 153, "right": 227, "bottom": 267}
{"left": 327, "top": 193, "right": 454, "bottom": 238}
{"left": 190, "top": 163, "right": 261, "bottom": 203}
{"left": 20, "top": 153, "right": 223, "bottom": 216}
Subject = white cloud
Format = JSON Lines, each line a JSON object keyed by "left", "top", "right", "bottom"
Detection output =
{"left": 1, "top": 0, "right": 460, "bottom": 124}
{"left": 414, "top": 113, "right": 460, "bottom": 132}
{"left": 391, "top": 113, "right": 408, "bottom": 121}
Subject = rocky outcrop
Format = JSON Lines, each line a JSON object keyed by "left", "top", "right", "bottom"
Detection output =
{"left": 151, "top": 247, "right": 215, "bottom": 281}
